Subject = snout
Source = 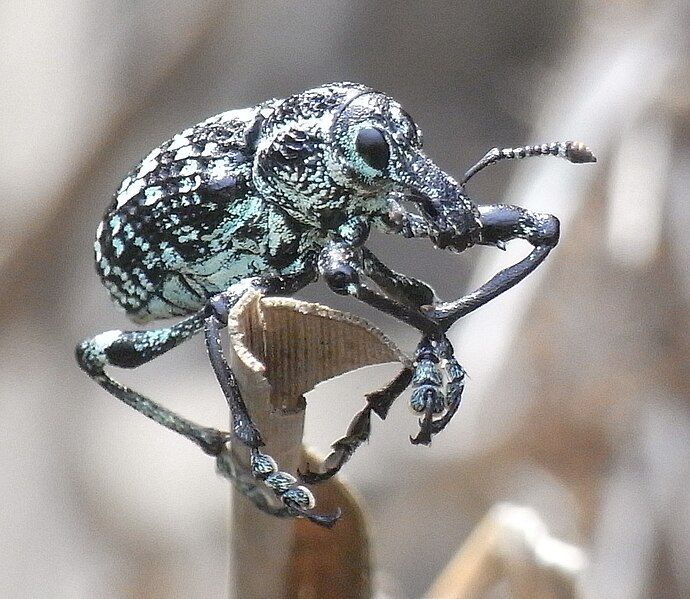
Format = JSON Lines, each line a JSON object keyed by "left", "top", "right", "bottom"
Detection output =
{"left": 398, "top": 154, "right": 481, "bottom": 252}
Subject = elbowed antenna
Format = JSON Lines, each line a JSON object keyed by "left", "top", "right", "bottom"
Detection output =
{"left": 460, "top": 141, "right": 596, "bottom": 187}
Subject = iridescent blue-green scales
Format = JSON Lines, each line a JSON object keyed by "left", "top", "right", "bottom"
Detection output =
{"left": 79, "top": 82, "right": 595, "bottom": 527}
{"left": 96, "top": 84, "right": 402, "bottom": 323}
{"left": 97, "top": 100, "right": 298, "bottom": 322}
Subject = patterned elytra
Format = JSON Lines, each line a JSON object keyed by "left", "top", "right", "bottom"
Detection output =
{"left": 95, "top": 103, "right": 270, "bottom": 322}
{"left": 81, "top": 81, "right": 595, "bottom": 526}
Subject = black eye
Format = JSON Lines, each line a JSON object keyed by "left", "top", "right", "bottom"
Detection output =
{"left": 355, "top": 127, "right": 389, "bottom": 171}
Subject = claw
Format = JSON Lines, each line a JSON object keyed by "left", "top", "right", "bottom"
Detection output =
{"left": 410, "top": 429, "right": 432, "bottom": 446}
{"left": 298, "top": 464, "right": 339, "bottom": 484}
{"left": 410, "top": 404, "right": 435, "bottom": 445}
{"left": 197, "top": 429, "right": 233, "bottom": 456}
{"left": 288, "top": 505, "right": 342, "bottom": 528}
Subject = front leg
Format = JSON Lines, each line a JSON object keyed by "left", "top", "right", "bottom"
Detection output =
{"left": 359, "top": 247, "right": 467, "bottom": 445}
{"left": 372, "top": 199, "right": 562, "bottom": 444}
{"left": 402, "top": 203, "right": 561, "bottom": 444}
{"left": 318, "top": 239, "right": 473, "bottom": 452}
{"left": 314, "top": 200, "right": 560, "bottom": 463}
{"left": 428, "top": 204, "right": 560, "bottom": 331}
{"left": 299, "top": 236, "right": 436, "bottom": 483}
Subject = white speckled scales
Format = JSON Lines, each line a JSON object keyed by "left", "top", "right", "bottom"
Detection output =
{"left": 94, "top": 82, "right": 428, "bottom": 322}
{"left": 95, "top": 103, "right": 280, "bottom": 322}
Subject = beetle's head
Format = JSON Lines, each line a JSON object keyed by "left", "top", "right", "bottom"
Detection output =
{"left": 256, "top": 83, "right": 479, "bottom": 248}
{"left": 331, "top": 87, "right": 481, "bottom": 249}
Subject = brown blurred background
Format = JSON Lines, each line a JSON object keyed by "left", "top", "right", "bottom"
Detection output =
{"left": 1, "top": 1, "right": 688, "bottom": 597}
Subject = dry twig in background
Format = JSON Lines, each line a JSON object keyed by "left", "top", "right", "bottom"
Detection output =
{"left": 427, "top": 503, "right": 585, "bottom": 599}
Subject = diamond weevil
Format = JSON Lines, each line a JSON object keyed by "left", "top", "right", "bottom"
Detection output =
{"left": 76, "top": 83, "right": 595, "bottom": 527}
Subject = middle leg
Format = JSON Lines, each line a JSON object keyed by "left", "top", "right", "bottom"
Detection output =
{"left": 301, "top": 242, "right": 446, "bottom": 482}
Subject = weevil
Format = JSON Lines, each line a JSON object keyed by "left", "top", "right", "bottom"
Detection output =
{"left": 76, "top": 82, "right": 595, "bottom": 526}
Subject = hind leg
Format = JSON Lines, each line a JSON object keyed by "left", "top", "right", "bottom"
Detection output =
{"left": 76, "top": 311, "right": 231, "bottom": 454}
{"left": 204, "top": 271, "right": 340, "bottom": 526}
{"left": 78, "top": 270, "right": 338, "bottom": 526}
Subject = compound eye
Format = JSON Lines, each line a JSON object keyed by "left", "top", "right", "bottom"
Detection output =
{"left": 355, "top": 127, "right": 389, "bottom": 171}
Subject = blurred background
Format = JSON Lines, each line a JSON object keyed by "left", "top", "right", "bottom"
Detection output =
{"left": 1, "top": 1, "right": 688, "bottom": 597}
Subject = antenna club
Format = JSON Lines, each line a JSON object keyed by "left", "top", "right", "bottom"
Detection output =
{"left": 565, "top": 141, "right": 597, "bottom": 163}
